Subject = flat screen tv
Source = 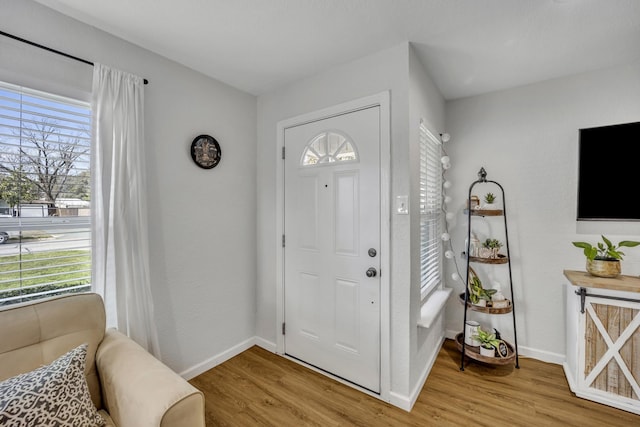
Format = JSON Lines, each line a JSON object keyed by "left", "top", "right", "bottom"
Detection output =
{"left": 577, "top": 121, "right": 640, "bottom": 221}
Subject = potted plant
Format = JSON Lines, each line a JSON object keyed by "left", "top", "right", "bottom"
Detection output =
{"left": 572, "top": 235, "right": 640, "bottom": 278}
{"left": 483, "top": 192, "right": 497, "bottom": 209}
{"left": 477, "top": 287, "right": 497, "bottom": 307}
{"left": 481, "top": 238, "right": 503, "bottom": 259}
{"left": 472, "top": 325, "right": 504, "bottom": 357}
{"left": 467, "top": 268, "right": 497, "bottom": 306}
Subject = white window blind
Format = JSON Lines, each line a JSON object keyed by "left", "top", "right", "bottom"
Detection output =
{"left": 419, "top": 122, "right": 443, "bottom": 295}
{"left": 0, "top": 81, "right": 91, "bottom": 306}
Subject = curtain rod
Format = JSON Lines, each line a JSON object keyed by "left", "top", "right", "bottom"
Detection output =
{"left": 0, "top": 30, "right": 149, "bottom": 85}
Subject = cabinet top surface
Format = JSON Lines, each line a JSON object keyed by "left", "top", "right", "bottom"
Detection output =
{"left": 563, "top": 269, "right": 640, "bottom": 293}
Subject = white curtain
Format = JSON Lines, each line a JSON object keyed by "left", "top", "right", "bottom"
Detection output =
{"left": 91, "top": 63, "right": 160, "bottom": 357}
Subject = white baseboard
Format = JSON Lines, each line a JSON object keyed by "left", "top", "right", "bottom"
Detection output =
{"left": 519, "top": 345, "right": 565, "bottom": 365}
{"left": 445, "top": 329, "right": 566, "bottom": 365}
{"left": 388, "top": 334, "right": 445, "bottom": 412}
{"left": 254, "top": 336, "right": 276, "bottom": 352}
{"left": 444, "top": 328, "right": 458, "bottom": 340}
{"left": 179, "top": 336, "right": 256, "bottom": 380}
{"left": 407, "top": 334, "right": 445, "bottom": 411}
{"left": 563, "top": 362, "right": 577, "bottom": 393}
{"left": 389, "top": 392, "right": 412, "bottom": 412}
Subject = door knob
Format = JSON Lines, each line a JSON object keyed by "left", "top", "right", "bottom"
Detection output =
{"left": 366, "top": 267, "right": 377, "bottom": 278}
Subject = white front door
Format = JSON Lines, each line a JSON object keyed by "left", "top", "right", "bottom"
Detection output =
{"left": 283, "top": 106, "right": 381, "bottom": 393}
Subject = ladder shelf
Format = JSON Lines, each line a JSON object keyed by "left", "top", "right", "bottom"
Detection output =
{"left": 459, "top": 167, "right": 519, "bottom": 370}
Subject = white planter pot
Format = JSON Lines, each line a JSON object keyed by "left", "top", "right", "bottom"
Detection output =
{"left": 492, "top": 299, "right": 509, "bottom": 309}
{"left": 480, "top": 345, "right": 495, "bottom": 357}
{"left": 478, "top": 248, "right": 492, "bottom": 259}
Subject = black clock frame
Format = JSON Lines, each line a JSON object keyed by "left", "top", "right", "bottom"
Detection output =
{"left": 190, "top": 134, "right": 221, "bottom": 169}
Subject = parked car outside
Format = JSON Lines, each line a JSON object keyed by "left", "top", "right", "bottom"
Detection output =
{"left": 0, "top": 213, "right": 13, "bottom": 244}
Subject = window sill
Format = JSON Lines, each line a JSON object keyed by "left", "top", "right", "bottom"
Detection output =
{"left": 417, "top": 288, "right": 453, "bottom": 329}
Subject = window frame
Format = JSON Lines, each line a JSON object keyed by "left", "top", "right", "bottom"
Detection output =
{"left": 0, "top": 80, "right": 92, "bottom": 306}
{"left": 300, "top": 130, "right": 359, "bottom": 166}
{"left": 419, "top": 121, "right": 443, "bottom": 300}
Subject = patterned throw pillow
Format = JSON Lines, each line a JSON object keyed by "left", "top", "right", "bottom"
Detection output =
{"left": 0, "top": 344, "right": 104, "bottom": 427}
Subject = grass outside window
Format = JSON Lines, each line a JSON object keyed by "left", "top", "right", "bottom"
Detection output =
{"left": 0, "top": 249, "right": 91, "bottom": 297}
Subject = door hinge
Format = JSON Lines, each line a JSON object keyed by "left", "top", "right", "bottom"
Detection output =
{"left": 282, "top": 234, "right": 285, "bottom": 247}
{"left": 282, "top": 322, "right": 286, "bottom": 335}
{"left": 282, "top": 146, "right": 285, "bottom": 159}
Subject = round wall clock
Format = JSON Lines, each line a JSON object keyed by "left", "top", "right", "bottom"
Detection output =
{"left": 190, "top": 134, "right": 221, "bottom": 169}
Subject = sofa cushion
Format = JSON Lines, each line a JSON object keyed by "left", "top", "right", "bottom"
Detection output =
{"left": 0, "top": 293, "right": 106, "bottom": 408}
{"left": 98, "top": 410, "right": 116, "bottom": 427}
{"left": 0, "top": 343, "right": 104, "bottom": 426}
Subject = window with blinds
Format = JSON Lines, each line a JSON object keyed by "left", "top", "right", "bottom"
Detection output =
{"left": 0, "top": 81, "right": 91, "bottom": 306}
{"left": 419, "top": 122, "right": 442, "bottom": 296}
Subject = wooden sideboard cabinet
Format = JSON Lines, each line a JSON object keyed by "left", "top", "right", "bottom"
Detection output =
{"left": 563, "top": 270, "right": 640, "bottom": 415}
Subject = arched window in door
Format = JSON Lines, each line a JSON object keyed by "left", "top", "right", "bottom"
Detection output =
{"left": 300, "top": 131, "right": 358, "bottom": 166}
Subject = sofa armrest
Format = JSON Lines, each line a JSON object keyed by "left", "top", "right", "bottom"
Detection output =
{"left": 96, "top": 329, "right": 205, "bottom": 427}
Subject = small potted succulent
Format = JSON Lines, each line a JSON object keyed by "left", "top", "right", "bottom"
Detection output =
{"left": 481, "top": 238, "right": 503, "bottom": 259}
{"left": 472, "top": 325, "right": 504, "bottom": 357}
{"left": 572, "top": 235, "right": 640, "bottom": 278}
{"left": 483, "top": 192, "right": 497, "bottom": 209}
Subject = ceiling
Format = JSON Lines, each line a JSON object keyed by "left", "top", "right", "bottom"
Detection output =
{"left": 34, "top": 0, "right": 640, "bottom": 100}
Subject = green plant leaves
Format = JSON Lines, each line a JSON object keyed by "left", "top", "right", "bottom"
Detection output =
{"left": 619, "top": 241, "right": 640, "bottom": 248}
{"left": 472, "top": 325, "right": 503, "bottom": 350}
{"left": 482, "top": 238, "right": 502, "bottom": 249}
{"left": 572, "top": 236, "right": 640, "bottom": 261}
{"left": 572, "top": 242, "right": 591, "bottom": 249}
{"left": 586, "top": 247, "right": 598, "bottom": 260}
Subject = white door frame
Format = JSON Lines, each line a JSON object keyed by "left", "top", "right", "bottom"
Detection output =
{"left": 275, "top": 91, "right": 390, "bottom": 401}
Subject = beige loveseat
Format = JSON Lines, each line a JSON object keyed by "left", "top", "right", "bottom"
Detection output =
{"left": 0, "top": 293, "right": 206, "bottom": 427}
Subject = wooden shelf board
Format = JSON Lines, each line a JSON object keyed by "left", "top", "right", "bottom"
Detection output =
{"left": 455, "top": 333, "right": 516, "bottom": 365}
{"left": 464, "top": 208, "right": 504, "bottom": 217}
{"left": 469, "top": 255, "right": 508, "bottom": 265}
{"left": 458, "top": 293, "right": 513, "bottom": 314}
{"left": 564, "top": 269, "right": 640, "bottom": 293}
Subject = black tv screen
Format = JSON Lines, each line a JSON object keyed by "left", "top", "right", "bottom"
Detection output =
{"left": 577, "top": 121, "right": 640, "bottom": 221}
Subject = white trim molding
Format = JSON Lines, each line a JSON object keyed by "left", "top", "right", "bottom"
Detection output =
{"left": 275, "top": 91, "right": 391, "bottom": 403}
{"left": 179, "top": 337, "right": 256, "bottom": 380}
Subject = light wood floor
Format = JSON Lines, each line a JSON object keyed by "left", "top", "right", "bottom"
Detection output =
{"left": 189, "top": 339, "right": 640, "bottom": 426}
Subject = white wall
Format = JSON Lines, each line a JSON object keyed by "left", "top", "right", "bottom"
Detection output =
{"left": 1, "top": 0, "right": 257, "bottom": 375}
{"left": 9, "top": 0, "right": 629, "bottom": 397}
{"left": 407, "top": 46, "right": 446, "bottom": 398}
{"left": 256, "top": 42, "right": 409, "bottom": 399}
{"left": 444, "top": 62, "right": 640, "bottom": 362}
{"left": 257, "top": 41, "right": 446, "bottom": 407}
